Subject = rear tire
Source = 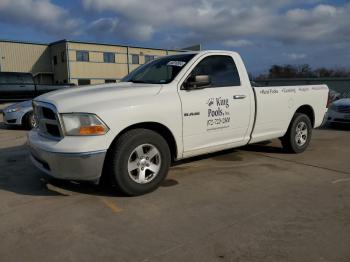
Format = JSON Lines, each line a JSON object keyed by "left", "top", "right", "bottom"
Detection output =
{"left": 107, "top": 129, "right": 171, "bottom": 196}
{"left": 281, "top": 113, "right": 312, "bottom": 153}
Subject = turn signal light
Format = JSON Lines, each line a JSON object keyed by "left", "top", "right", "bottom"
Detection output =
{"left": 79, "top": 125, "right": 106, "bottom": 135}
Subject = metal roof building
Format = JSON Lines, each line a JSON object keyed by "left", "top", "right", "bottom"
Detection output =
{"left": 0, "top": 39, "right": 183, "bottom": 86}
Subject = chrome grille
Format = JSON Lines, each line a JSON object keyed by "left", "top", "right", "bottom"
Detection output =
{"left": 33, "top": 101, "right": 63, "bottom": 140}
{"left": 336, "top": 105, "right": 350, "bottom": 113}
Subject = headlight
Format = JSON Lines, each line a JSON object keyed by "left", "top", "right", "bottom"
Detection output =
{"left": 61, "top": 113, "right": 109, "bottom": 136}
{"left": 6, "top": 107, "right": 20, "bottom": 113}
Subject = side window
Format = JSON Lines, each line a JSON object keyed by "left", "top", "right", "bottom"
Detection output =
{"left": 6, "top": 74, "right": 19, "bottom": 84}
{"left": 5, "top": 73, "right": 33, "bottom": 84}
{"left": 144, "top": 55, "right": 155, "bottom": 63}
{"left": 131, "top": 54, "right": 139, "bottom": 64}
{"left": 61, "top": 51, "right": 66, "bottom": 63}
{"left": 22, "top": 74, "right": 34, "bottom": 84}
{"left": 104, "top": 52, "right": 115, "bottom": 63}
{"left": 53, "top": 55, "right": 57, "bottom": 65}
{"left": 76, "top": 51, "right": 89, "bottom": 62}
{"left": 105, "top": 79, "right": 116, "bottom": 83}
{"left": 78, "top": 79, "right": 91, "bottom": 86}
{"left": 190, "top": 55, "right": 240, "bottom": 87}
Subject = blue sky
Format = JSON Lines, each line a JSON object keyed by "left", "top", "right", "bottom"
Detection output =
{"left": 0, "top": 0, "right": 350, "bottom": 75}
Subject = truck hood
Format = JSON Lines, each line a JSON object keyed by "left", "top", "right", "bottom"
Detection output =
{"left": 35, "top": 82, "right": 162, "bottom": 112}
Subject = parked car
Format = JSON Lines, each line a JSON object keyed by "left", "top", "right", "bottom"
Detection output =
{"left": 326, "top": 98, "right": 350, "bottom": 124}
{"left": 2, "top": 100, "right": 36, "bottom": 129}
{"left": 28, "top": 50, "right": 329, "bottom": 195}
{"left": 326, "top": 89, "right": 341, "bottom": 107}
{"left": 0, "top": 72, "right": 74, "bottom": 101}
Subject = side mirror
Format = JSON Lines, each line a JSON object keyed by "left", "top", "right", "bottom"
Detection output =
{"left": 184, "top": 75, "right": 211, "bottom": 90}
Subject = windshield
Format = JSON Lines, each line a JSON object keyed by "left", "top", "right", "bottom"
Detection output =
{"left": 121, "top": 53, "right": 196, "bottom": 84}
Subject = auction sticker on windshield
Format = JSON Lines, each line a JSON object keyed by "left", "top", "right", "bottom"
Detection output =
{"left": 167, "top": 61, "right": 186, "bottom": 67}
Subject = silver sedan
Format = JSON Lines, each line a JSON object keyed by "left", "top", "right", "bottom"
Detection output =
{"left": 326, "top": 98, "right": 350, "bottom": 124}
{"left": 2, "top": 100, "right": 37, "bottom": 129}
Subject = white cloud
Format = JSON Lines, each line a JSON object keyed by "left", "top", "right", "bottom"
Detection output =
{"left": 223, "top": 39, "right": 253, "bottom": 48}
{"left": 1, "top": 0, "right": 349, "bottom": 70}
{"left": 81, "top": 0, "right": 350, "bottom": 46}
{"left": 285, "top": 53, "right": 307, "bottom": 60}
{"left": 87, "top": 18, "right": 119, "bottom": 35}
{"left": 280, "top": 4, "right": 348, "bottom": 43}
{"left": 87, "top": 17, "right": 154, "bottom": 41}
{"left": 0, "top": 0, "right": 81, "bottom": 36}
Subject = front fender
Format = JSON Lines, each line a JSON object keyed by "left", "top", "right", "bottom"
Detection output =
{"left": 19, "top": 108, "right": 33, "bottom": 125}
{"left": 98, "top": 90, "right": 183, "bottom": 159}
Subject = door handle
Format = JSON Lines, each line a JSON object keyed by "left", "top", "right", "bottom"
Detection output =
{"left": 233, "top": 95, "right": 246, "bottom": 99}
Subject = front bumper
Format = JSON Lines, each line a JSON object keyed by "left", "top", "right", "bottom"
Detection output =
{"left": 28, "top": 131, "right": 107, "bottom": 181}
{"left": 326, "top": 110, "right": 350, "bottom": 124}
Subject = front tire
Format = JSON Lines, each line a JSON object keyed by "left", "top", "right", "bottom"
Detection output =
{"left": 281, "top": 113, "right": 312, "bottom": 153}
{"left": 107, "top": 129, "right": 171, "bottom": 196}
{"left": 23, "top": 111, "right": 37, "bottom": 130}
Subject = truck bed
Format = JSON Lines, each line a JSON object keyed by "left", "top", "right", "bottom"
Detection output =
{"left": 249, "top": 84, "right": 328, "bottom": 144}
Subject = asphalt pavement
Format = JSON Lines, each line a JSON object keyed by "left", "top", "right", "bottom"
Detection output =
{"left": 0, "top": 111, "right": 349, "bottom": 262}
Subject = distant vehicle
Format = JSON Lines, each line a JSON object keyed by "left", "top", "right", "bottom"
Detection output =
{"left": 328, "top": 89, "right": 341, "bottom": 104}
{"left": 28, "top": 50, "right": 329, "bottom": 196}
{"left": 326, "top": 98, "right": 350, "bottom": 124}
{"left": 0, "top": 72, "right": 74, "bottom": 101}
{"left": 2, "top": 100, "right": 36, "bottom": 129}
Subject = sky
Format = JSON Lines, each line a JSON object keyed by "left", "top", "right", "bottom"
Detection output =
{"left": 0, "top": 0, "right": 349, "bottom": 75}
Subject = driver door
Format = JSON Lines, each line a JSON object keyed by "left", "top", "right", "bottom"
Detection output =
{"left": 178, "top": 54, "right": 252, "bottom": 156}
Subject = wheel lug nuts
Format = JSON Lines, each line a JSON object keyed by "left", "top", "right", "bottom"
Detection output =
{"left": 141, "top": 167, "right": 144, "bottom": 170}
{"left": 146, "top": 157, "right": 149, "bottom": 160}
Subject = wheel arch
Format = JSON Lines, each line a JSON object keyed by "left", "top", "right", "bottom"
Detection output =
{"left": 294, "top": 105, "right": 315, "bottom": 127}
{"left": 20, "top": 110, "right": 33, "bottom": 126}
{"left": 108, "top": 122, "right": 179, "bottom": 162}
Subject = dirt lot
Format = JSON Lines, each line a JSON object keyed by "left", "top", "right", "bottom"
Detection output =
{"left": 0, "top": 109, "right": 350, "bottom": 262}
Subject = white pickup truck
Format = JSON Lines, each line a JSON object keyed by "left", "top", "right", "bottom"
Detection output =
{"left": 28, "top": 51, "right": 329, "bottom": 195}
